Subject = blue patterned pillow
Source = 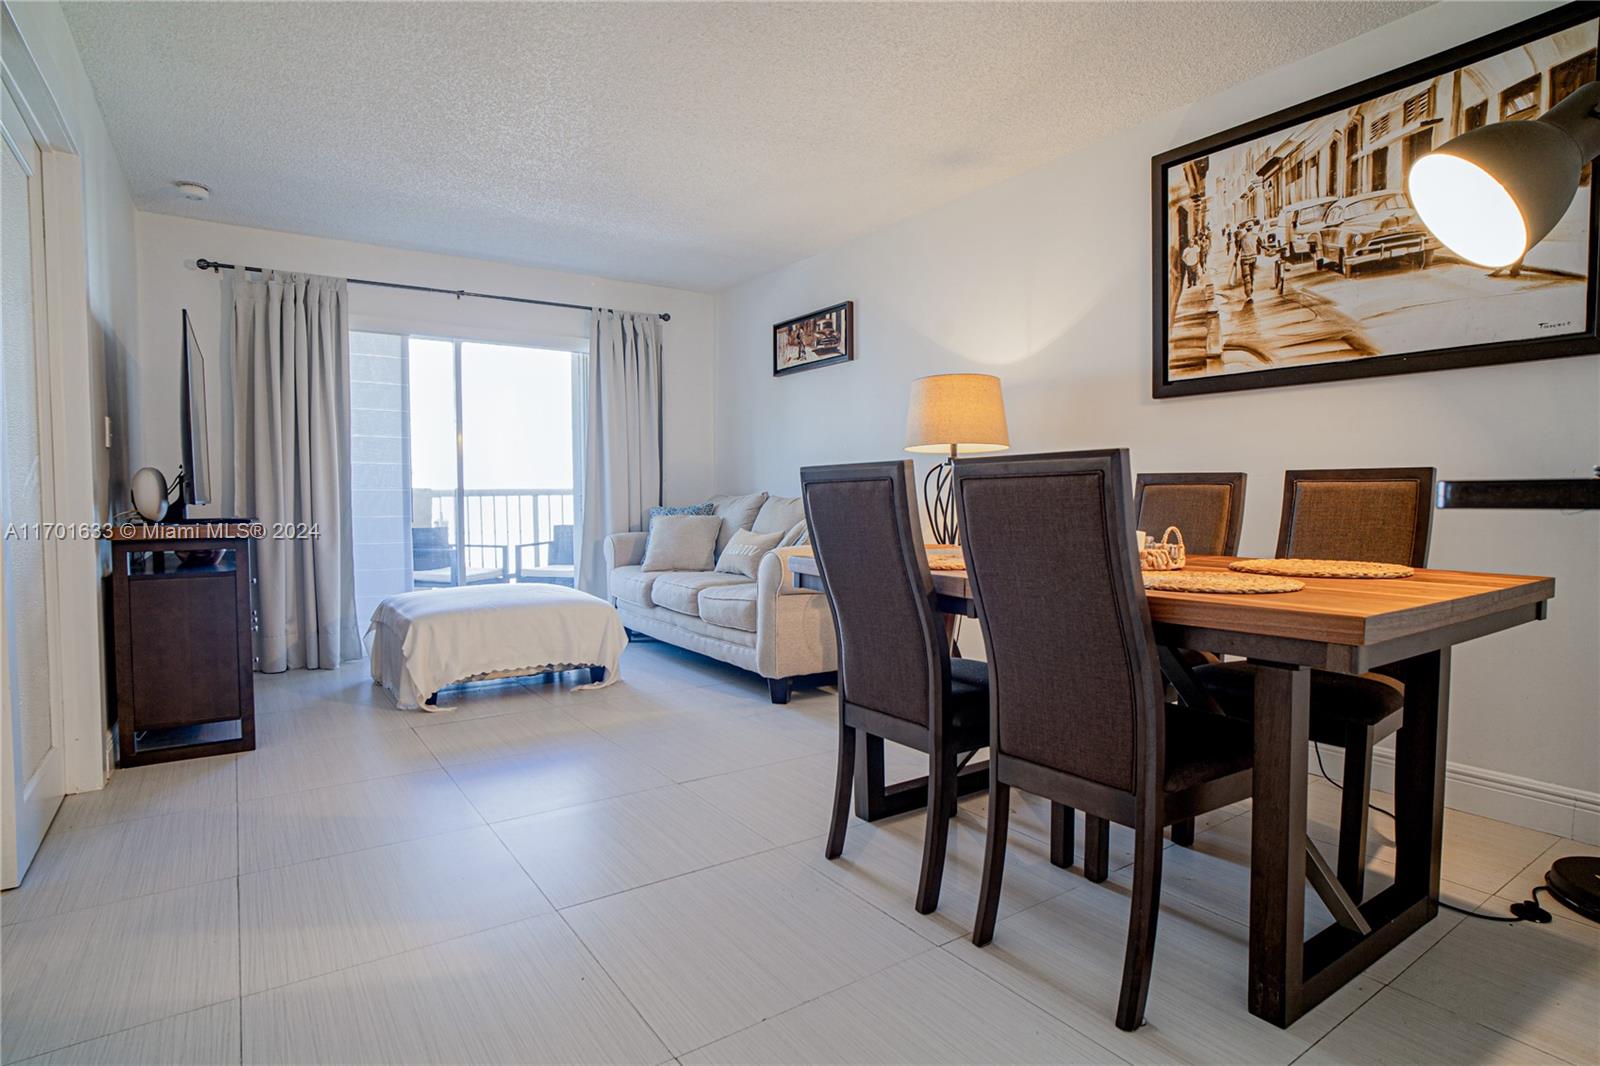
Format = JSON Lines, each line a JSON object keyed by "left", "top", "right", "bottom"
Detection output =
{"left": 643, "top": 502, "right": 714, "bottom": 554}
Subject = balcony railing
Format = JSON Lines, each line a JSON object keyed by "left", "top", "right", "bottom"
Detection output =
{"left": 412, "top": 487, "right": 576, "bottom": 587}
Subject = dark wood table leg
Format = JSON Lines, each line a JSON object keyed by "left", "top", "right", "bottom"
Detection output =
{"left": 1389, "top": 648, "right": 1451, "bottom": 905}
{"left": 854, "top": 731, "right": 986, "bottom": 822}
{"left": 1248, "top": 663, "right": 1311, "bottom": 1026}
{"left": 854, "top": 733, "right": 889, "bottom": 821}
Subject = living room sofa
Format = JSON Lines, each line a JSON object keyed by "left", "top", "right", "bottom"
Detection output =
{"left": 604, "top": 493, "right": 837, "bottom": 702}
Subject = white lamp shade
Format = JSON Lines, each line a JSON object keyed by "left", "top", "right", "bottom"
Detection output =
{"left": 904, "top": 373, "right": 1010, "bottom": 455}
{"left": 1407, "top": 82, "right": 1595, "bottom": 267}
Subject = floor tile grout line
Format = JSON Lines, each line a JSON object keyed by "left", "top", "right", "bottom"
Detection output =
{"left": 472, "top": 796, "right": 675, "bottom": 1058}
{"left": 539, "top": 838, "right": 795, "bottom": 913}
{"left": 238, "top": 756, "right": 449, "bottom": 804}
{"left": 0, "top": 870, "right": 243, "bottom": 931}
{"left": 239, "top": 816, "right": 489, "bottom": 880}
{"left": 1339, "top": 983, "right": 1583, "bottom": 1066}
{"left": 550, "top": 906, "right": 676, "bottom": 1061}
{"left": 237, "top": 908, "right": 565, "bottom": 1005}
{"left": 934, "top": 939, "right": 1138, "bottom": 1065}
{"left": 9, "top": 996, "right": 244, "bottom": 1065}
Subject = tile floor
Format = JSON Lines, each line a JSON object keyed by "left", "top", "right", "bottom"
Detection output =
{"left": 2, "top": 641, "right": 1595, "bottom": 1065}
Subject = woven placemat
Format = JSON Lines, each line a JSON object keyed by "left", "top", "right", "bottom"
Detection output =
{"left": 1143, "top": 571, "right": 1304, "bottom": 594}
{"left": 925, "top": 548, "right": 967, "bottom": 572}
{"left": 1229, "top": 558, "right": 1414, "bottom": 579}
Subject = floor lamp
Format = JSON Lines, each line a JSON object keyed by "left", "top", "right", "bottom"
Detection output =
{"left": 904, "top": 373, "right": 1010, "bottom": 545}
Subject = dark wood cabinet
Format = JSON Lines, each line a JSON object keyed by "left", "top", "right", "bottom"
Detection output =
{"left": 109, "top": 525, "right": 257, "bottom": 766}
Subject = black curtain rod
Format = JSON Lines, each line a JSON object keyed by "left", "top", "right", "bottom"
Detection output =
{"left": 194, "top": 258, "right": 671, "bottom": 321}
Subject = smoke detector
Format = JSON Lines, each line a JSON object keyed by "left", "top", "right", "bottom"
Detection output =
{"left": 174, "top": 181, "right": 210, "bottom": 201}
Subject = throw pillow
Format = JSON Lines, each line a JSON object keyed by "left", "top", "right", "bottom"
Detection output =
{"left": 779, "top": 520, "right": 808, "bottom": 547}
{"left": 714, "top": 528, "right": 785, "bottom": 579}
{"left": 707, "top": 492, "right": 769, "bottom": 555}
{"left": 641, "top": 514, "right": 723, "bottom": 572}
{"left": 643, "top": 502, "right": 714, "bottom": 554}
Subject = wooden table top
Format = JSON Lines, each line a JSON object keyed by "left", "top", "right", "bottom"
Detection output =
{"left": 784, "top": 550, "right": 1553, "bottom": 652}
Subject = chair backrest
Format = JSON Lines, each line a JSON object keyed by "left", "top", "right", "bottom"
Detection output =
{"left": 1134, "top": 472, "right": 1247, "bottom": 556}
{"left": 954, "top": 449, "right": 1163, "bottom": 795}
{"left": 413, "top": 526, "right": 451, "bottom": 570}
{"left": 1278, "top": 467, "right": 1435, "bottom": 567}
{"left": 551, "top": 525, "right": 574, "bottom": 566}
{"left": 800, "top": 461, "right": 947, "bottom": 727}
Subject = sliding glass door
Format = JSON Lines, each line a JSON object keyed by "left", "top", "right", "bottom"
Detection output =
{"left": 350, "top": 330, "right": 579, "bottom": 616}
{"left": 458, "top": 341, "right": 577, "bottom": 585}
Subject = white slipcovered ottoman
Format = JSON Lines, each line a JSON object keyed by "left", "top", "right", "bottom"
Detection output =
{"left": 369, "top": 584, "right": 626, "bottom": 710}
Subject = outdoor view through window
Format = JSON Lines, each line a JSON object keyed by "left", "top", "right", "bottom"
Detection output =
{"left": 349, "top": 330, "right": 579, "bottom": 622}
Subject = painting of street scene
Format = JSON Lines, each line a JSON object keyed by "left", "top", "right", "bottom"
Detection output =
{"left": 1159, "top": 15, "right": 1597, "bottom": 393}
{"left": 774, "top": 301, "right": 854, "bottom": 376}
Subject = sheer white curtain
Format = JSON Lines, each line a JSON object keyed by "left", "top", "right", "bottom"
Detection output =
{"left": 226, "top": 270, "right": 360, "bottom": 671}
{"left": 575, "top": 309, "right": 662, "bottom": 595}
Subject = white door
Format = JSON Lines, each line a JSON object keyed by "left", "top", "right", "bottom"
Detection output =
{"left": 0, "top": 83, "right": 66, "bottom": 887}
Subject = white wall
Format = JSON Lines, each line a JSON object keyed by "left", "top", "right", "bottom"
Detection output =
{"left": 133, "top": 212, "right": 719, "bottom": 518}
{"left": 714, "top": 1, "right": 1600, "bottom": 835}
{"left": 6, "top": 1, "right": 137, "bottom": 516}
{"left": 5, "top": 0, "right": 140, "bottom": 792}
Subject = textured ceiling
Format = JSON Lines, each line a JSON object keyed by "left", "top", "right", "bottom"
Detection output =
{"left": 64, "top": 1, "right": 1424, "bottom": 291}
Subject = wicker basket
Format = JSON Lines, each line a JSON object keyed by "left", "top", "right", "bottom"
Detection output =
{"left": 1139, "top": 526, "right": 1187, "bottom": 572}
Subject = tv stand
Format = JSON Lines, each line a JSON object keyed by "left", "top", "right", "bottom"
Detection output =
{"left": 108, "top": 523, "right": 258, "bottom": 766}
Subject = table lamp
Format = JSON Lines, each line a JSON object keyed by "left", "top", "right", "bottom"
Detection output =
{"left": 904, "top": 373, "right": 1009, "bottom": 543}
{"left": 1407, "top": 81, "right": 1600, "bottom": 267}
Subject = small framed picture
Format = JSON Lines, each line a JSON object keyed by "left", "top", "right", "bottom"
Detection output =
{"left": 773, "top": 301, "right": 854, "bottom": 377}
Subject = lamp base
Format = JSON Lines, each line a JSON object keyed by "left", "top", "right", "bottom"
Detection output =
{"left": 1546, "top": 855, "right": 1600, "bottom": 923}
{"left": 922, "top": 456, "right": 959, "bottom": 545}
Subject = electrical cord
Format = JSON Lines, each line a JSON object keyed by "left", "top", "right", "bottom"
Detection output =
{"left": 1312, "top": 742, "right": 1553, "bottom": 925}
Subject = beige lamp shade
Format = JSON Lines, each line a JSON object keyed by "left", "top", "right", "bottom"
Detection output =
{"left": 904, "top": 373, "right": 1010, "bottom": 455}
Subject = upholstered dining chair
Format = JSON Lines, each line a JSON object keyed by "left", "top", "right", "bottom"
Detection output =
{"left": 1135, "top": 471, "right": 1247, "bottom": 847}
{"left": 800, "top": 460, "right": 991, "bottom": 915}
{"left": 1134, "top": 471, "right": 1247, "bottom": 556}
{"left": 1193, "top": 466, "right": 1436, "bottom": 900}
{"left": 953, "top": 449, "right": 1254, "bottom": 1032}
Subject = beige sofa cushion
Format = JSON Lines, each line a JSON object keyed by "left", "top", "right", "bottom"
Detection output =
{"left": 752, "top": 495, "right": 805, "bottom": 536}
{"left": 641, "top": 514, "right": 722, "bottom": 572}
{"left": 652, "top": 571, "right": 750, "bottom": 618}
{"left": 609, "top": 565, "right": 659, "bottom": 609}
{"left": 714, "top": 528, "right": 784, "bottom": 579}
{"left": 709, "top": 492, "right": 769, "bottom": 556}
{"left": 699, "top": 583, "right": 758, "bottom": 633}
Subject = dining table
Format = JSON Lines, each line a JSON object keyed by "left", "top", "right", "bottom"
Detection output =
{"left": 784, "top": 549, "right": 1554, "bottom": 1028}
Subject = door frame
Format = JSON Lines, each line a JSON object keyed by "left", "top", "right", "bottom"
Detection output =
{"left": 4, "top": 3, "right": 111, "bottom": 803}
{"left": 1, "top": 78, "right": 67, "bottom": 886}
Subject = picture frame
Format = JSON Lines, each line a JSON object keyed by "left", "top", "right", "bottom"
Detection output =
{"left": 1152, "top": 2, "right": 1600, "bottom": 398}
{"left": 773, "top": 301, "right": 854, "bottom": 377}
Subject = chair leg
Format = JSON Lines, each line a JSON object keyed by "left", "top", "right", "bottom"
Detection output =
{"left": 915, "top": 745, "right": 959, "bottom": 914}
{"left": 824, "top": 725, "right": 857, "bottom": 860}
{"left": 1337, "top": 727, "right": 1376, "bottom": 900}
{"left": 1049, "top": 803, "right": 1075, "bottom": 869}
{"left": 973, "top": 779, "right": 1011, "bottom": 946}
{"left": 1170, "top": 818, "right": 1195, "bottom": 847}
{"left": 1084, "top": 815, "right": 1111, "bottom": 883}
{"left": 1115, "top": 823, "right": 1165, "bottom": 1032}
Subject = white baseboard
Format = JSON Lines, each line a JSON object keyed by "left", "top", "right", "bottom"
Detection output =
{"left": 1312, "top": 743, "right": 1599, "bottom": 843}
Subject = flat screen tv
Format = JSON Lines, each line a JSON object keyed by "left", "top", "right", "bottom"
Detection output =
{"left": 180, "top": 309, "right": 211, "bottom": 509}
